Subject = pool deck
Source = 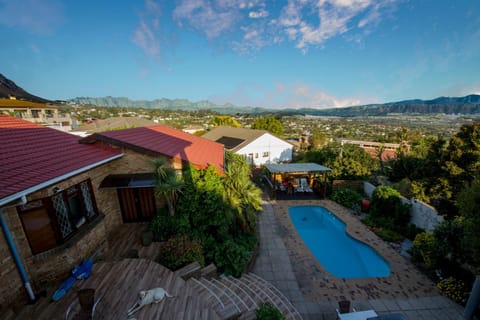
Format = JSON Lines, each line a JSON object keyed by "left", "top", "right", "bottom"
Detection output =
{"left": 252, "top": 196, "right": 468, "bottom": 320}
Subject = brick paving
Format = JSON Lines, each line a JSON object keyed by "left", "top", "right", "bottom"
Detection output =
{"left": 252, "top": 195, "right": 467, "bottom": 320}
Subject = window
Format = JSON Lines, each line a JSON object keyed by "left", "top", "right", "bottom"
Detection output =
{"left": 262, "top": 152, "right": 269, "bottom": 158}
{"left": 255, "top": 153, "right": 259, "bottom": 159}
{"left": 18, "top": 179, "right": 99, "bottom": 255}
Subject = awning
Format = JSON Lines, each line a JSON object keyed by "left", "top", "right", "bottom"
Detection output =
{"left": 99, "top": 173, "right": 156, "bottom": 189}
{"left": 264, "top": 163, "right": 331, "bottom": 174}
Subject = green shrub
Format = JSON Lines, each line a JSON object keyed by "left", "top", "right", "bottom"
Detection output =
{"left": 149, "top": 211, "right": 190, "bottom": 241}
{"left": 369, "top": 186, "right": 411, "bottom": 232}
{"left": 330, "top": 188, "right": 363, "bottom": 211}
{"left": 371, "top": 228, "right": 404, "bottom": 242}
{"left": 405, "top": 223, "right": 424, "bottom": 241}
{"left": 255, "top": 302, "right": 285, "bottom": 320}
{"left": 437, "top": 277, "right": 466, "bottom": 303}
{"left": 213, "top": 237, "right": 254, "bottom": 277}
{"left": 411, "top": 232, "right": 441, "bottom": 269}
{"left": 157, "top": 235, "right": 205, "bottom": 270}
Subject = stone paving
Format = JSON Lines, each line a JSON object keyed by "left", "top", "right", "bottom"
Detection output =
{"left": 252, "top": 196, "right": 467, "bottom": 320}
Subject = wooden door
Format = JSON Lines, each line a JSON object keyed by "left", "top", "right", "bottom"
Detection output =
{"left": 117, "top": 188, "right": 156, "bottom": 222}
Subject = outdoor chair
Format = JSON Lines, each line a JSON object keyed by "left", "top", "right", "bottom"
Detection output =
{"left": 337, "top": 300, "right": 351, "bottom": 314}
{"left": 65, "top": 288, "right": 101, "bottom": 320}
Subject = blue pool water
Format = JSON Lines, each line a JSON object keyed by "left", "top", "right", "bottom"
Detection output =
{"left": 289, "top": 206, "right": 390, "bottom": 279}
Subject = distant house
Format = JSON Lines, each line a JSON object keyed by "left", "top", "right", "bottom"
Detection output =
{"left": 339, "top": 139, "right": 404, "bottom": 162}
{"left": 0, "top": 116, "right": 224, "bottom": 308}
{"left": 0, "top": 99, "right": 76, "bottom": 131}
{"left": 202, "top": 126, "right": 293, "bottom": 166}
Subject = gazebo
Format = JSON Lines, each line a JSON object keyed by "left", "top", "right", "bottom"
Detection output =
{"left": 263, "top": 163, "right": 331, "bottom": 198}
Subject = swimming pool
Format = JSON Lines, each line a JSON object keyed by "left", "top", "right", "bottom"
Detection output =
{"left": 289, "top": 205, "right": 390, "bottom": 279}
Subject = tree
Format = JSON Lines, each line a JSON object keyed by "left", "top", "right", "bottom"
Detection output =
{"left": 251, "top": 116, "right": 284, "bottom": 136}
{"left": 223, "top": 151, "right": 262, "bottom": 231}
{"left": 305, "top": 142, "right": 378, "bottom": 179}
{"left": 456, "top": 177, "right": 480, "bottom": 270}
{"left": 212, "top": 115, "right": 241, "bottom": 128}
{"left": 153, "top": 158, "right": 184, "bottom": 216}
{"left": 308, "top": 129, "right": 327, "bottom": 150}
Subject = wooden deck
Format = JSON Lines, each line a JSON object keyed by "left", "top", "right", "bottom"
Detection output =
{"left": 13, "top": 223, "right": 302, "bottom": 319}
{"left": 17, "top": 258, "right": 220, "bottom": 320}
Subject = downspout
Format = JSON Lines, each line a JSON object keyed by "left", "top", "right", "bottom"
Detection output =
{"left": 0, "top": 196, "right": 36, "bottom": 302}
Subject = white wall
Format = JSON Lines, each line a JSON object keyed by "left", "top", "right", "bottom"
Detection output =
{"left": 237, "top": 133, "right": 292, "bottom": 166}
{"left": 410, "top": 199, "right": 444, "bottom": 232}
{"left": 363, "top": 181, "right": 444, "bottom": 232}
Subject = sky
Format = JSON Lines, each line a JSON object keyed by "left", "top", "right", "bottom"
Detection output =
{"left": 1, "top": 0, "right": 480, "bottom": 109}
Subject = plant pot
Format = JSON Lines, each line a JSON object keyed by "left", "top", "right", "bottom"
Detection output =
{"left": 142, "top": 230, "right": 153, "bottom": 247}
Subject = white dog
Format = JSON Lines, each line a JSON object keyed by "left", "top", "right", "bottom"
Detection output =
{"left": 127, "top": 287, "right": 173, "bottom": 317}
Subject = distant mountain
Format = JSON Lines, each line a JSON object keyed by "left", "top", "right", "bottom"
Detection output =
{"left": 0, "top": 73, "right": 50, "bottom": 103}
{"left": 70, "top": 94, "right": 480, "bottom": 116}
{"left": 305, "top": 94, "right": 480, "bottom": 117}
{"left": 69, "top": 96, "right": 269, "bottom": 114}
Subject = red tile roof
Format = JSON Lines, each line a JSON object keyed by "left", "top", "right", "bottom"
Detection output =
{"left": 0, "top": 115, "right": 122, "bottom": 203}
{"left": 82, "top": 125, "right": 224, "bottom": 171}
{"left": 363, "top": 147, "right": 398, "bottom": 162}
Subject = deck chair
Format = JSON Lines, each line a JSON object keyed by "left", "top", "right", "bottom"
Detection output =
{"left": 65, "top": 288, "right": 101, "bottom": 320}
{"left": 336, "top": 300, "right": 351, "bottom": 314}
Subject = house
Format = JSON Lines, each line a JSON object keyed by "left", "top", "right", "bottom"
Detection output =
{"left": 339, "top": 139, "right": 405, "bottom": 162}
{"left": 80, "top": 125, "right": 224, "bottom": 222}
{"left": 0, "top": 99, "right": 77, "bottom": 131}
{"left": 202, "top": 126, "right": 293, "bottom": 166}
{"left": 0, "top": 115, "right": 224, "bottom": 308}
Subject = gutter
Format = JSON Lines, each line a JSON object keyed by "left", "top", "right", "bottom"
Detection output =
{"left": 0, "top": 196, "right": 35, "bottom": 302}
{"left": 0, "top": 153, "right": 123, "bottom": 207}
{"left": 0, "top": 153, "right": 123, "bottom": 302}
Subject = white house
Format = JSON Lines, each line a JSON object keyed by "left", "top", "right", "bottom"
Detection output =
{"left": 202, "top": 126, "right": 293, "bottom": 166}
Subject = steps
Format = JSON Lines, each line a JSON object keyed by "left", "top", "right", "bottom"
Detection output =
{"left": 187, "top": 266, "right": 302, "bottom": 320}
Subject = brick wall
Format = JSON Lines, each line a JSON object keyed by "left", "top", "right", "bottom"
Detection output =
{"left": 0, "top": 148, "right": 173, "bottom": 308}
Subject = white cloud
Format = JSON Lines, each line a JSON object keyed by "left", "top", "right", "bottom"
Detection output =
{"left": 249, "top": 9, "right": 268, "bottom": 19}
{"left": 173, "top": 0, "right": 241, "bottom": 39}
{"left": 0, "top": 0, "right": 64, "bottom": 35}
{"left": 132, "top": 20, "right": 161, "bottom": 58}
{"left": 209, "top": 82, "right": 371, "bottom": 109}
{"left": 278, "top": 0, "right": 398, "bottom": 50}
{"left": 132, "top": 0, "right": 163, "bottom": 58}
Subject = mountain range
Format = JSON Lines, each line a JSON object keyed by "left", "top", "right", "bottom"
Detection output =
{"left": 2, "top": 73, "right": 480, "bottom": 116}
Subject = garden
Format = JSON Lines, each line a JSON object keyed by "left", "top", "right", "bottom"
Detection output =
{"left": 300, "top": 123, "right": 480, "bottom": 313}
{"left": 149, "top": 151, "right": 262, "bottom": 277}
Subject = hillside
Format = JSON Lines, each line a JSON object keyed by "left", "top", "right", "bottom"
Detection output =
{"left": 0, "top": 74, "right": 50, "bottom": 103}
{"left": 69, "top": 96, "right": 268, "bottom": 114}
{"left": 296, "top": 95, "right": 480, "bottom": 117}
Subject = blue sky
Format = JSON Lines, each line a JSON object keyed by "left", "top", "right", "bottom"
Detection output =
{"left": 1, "top": 0, "right": 479, "bottom": 109}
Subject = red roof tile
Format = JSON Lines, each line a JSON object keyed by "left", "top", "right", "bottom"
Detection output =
{"left": 83, "top": 125, "right": 224, "bottom": 171}
{"left": 0, "top": 115, "right": 122, "bottom": 202}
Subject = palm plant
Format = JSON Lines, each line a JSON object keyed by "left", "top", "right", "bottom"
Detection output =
{"left": 152, "top": 158, "right": 184, "bottom": 216}
{"left": 223, "top": 152, "right": 262, "bottom": 229}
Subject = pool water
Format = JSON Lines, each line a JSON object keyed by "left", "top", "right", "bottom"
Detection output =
{"left": 289, "top": 205, "right": 391, "bottom": 279}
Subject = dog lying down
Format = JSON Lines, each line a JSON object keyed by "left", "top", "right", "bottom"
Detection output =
{"left": 127, "top": 287, "right": 173, "bottom": 317}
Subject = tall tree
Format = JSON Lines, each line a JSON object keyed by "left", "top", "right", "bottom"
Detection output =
{"left": 251, "top": 116, "right": 284, "bottom": 136}
{"left": 212, "top": 115, "right": 241, "bottom": 128}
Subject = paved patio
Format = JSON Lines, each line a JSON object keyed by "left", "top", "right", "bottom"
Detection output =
{"left": 252, "top": 196, "right": 467, "bottom": 320}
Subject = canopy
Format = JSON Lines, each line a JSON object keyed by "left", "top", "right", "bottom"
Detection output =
{"left": 99, "top": 173, "right": 156, "bottom": 189}
{"left": 264, "top": 163, "right": 331, "bottom": 174}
